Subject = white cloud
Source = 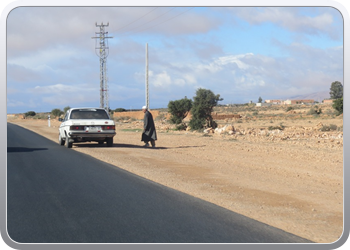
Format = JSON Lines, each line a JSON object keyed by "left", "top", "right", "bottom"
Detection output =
{"left": 151, "top": 71, "right": 172, "bottom": 88}
{"left": 228, "top": 7, "right": 340, "bottom": 39}
{"left": 7, "top": 64, "right": 43, "bottom": 83}
{"left": 215, "top": 53, "right": 253, "bottom": 69}
{"left": 7, "top": 7, "right": 220, "bottom": 58}
{"left": 7, "top": 99, "right": 26, "bottom": 108}
{"left": 7, "top": 98, "right": 37, "bottom": 108}
{"left": 174, "top": 78, "right": 186, "bottom": 86}
{"left": 183, "top": 74, "right": 197, "bottom": 85}
{"left": 29, "top": 83, "right": 99, "bottom": 107}
{"left": 32, "top": 84, "right": 78, "bottom": 94}
{"left": 8, "top": 47, "right": 78, "bottom": 70}
{"left": 6, "top": 6, "right": 343, "bottom": 113}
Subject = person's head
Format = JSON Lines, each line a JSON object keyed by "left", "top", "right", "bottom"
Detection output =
{"left": 142, "top": 106, "right": 147, "bottom": 113}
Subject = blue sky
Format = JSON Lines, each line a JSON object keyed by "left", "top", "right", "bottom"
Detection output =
{"left": 6, "top": 5, "right": 344, "bottom": 114}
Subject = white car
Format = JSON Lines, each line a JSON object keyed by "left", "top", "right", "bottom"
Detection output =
{"left": 58, "top": 108, "right": 116, "bottom": 148}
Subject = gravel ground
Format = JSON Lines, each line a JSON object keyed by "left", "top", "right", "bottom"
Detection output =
{"left": 8, "top": 116, "right": 343, "bottom": 243}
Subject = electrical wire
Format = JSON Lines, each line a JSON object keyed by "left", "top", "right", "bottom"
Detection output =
{"left": 120, "top": 7, "right": 176, "bottom": 34}
{"left": 114, "top": 7, "right": 159, "bottom": 32}
{"left": 132, "top": 7, "right": 194, "bottom": 34}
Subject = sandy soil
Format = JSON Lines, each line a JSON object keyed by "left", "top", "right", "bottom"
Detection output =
{"left": 7, "top": 111, "right": 343, "bottom": 243}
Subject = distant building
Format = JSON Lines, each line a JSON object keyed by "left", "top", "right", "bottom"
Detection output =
{"left": 256, "top": 103, "right": 272, "bottom": 107}
{"left": 265, "top": 99, "right": 283, "bottom": 104}
{"left": 323, "top": 99, "right": 334, "bottom": 104}
{"left": 284, "top": 99, "right": 314, "bottom": 105}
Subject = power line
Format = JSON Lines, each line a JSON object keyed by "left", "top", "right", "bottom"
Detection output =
{"left": 133, "top": 7, "right": 194, "bottom": 34}
{"left": 114, "top": 7, "right": 159, "bottom": 32}
{"left": 120, "top": 7, "right": 176, "bottom": 34}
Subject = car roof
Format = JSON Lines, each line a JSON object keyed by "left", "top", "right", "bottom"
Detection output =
{"left": 69, "top": 108, "right": 106, "bottom": 111}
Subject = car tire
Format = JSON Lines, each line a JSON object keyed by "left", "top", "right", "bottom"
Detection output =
{"left": 65, "top": 135, "right": 73, "bottom": 148}
{"left": 106, "top": 137, "right": 113, "bottom": 147}
{"left": 58, "top": 132, "right": 65, "bottom": 146}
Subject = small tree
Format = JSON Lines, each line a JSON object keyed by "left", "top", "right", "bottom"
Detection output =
{"left": 114, "top": 108, "right": 127, "bottom": 112}
{"left": 24, "top": 111, "right": 36, "bottom": 117}
{"left": 189, "top": 88, "right": 223, "bottom": 130}
{"left": 63, "top": 106, "right": 71, "bottom": 113}
{"left": 329, "top": 81, "right": 343, "bottom": 99}
{"left": 258, "top": 96, "right": 262, "bottom": 103}
{"left": 168, "top": 97, "right": 193, "bottom": 125}
{"left": 286, "top": 106, "right": 294, "bottom": 112}
{"left": 332, "top": 97, "right": 343, "bottom": 115}
{"left": 51, "top": 108, "right": 63, "bottom": 118}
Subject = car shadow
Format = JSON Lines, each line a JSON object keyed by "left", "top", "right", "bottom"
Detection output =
{"left": 7, "top": 147, "right": 48, "bottom": 153}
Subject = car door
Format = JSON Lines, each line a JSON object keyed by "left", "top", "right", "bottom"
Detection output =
{"left": 59, "top": 111, "right": 69, "bottom": 136}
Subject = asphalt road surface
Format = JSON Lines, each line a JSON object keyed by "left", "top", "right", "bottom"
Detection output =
{"left": 6, "top": 123, "right": 313, "bottom": 243}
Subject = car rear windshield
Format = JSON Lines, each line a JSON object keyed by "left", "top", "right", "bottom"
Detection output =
{"left": 69, "top": 109, "right": 110, "bottom": 119}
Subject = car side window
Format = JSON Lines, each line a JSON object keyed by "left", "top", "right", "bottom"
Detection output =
{"left": 64, "top": 112, "right": 69, "bottom": 121}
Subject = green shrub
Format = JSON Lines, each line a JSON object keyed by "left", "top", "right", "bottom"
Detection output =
{"left": 63, "top": 106, "right": 71, "bottom": 113}
{"left": 268, "top": 123, "right": 285, "bottom": 130}
{"left": 51, "top": 108, "right": 63, "bottom": 118}
{"left": 115, "top": 108, "right": 127, "bottom": 112}
{"left": 286, "top": 106, "right": 294, "bottom": 112}
{"left": 24, "top": 111, "right": 36, "bottom": 117}
{"left": 189, "top": 88, "right": 222, "bottom": 130}
{"left": 33, "top": 113, "right": 48, "bottom": 120}
{"left": 168, "top": 97, "right": 192, "bottom": 124}
{"left": 320, "top": 124, "right": 338, "bottom": 131}
{"left": 307, "top": 106, "right": 322, "bottom": 115}
{"left": 332, "top": 97, "right": 343, "bottom": 115}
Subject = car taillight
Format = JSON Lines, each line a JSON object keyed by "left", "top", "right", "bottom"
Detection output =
{"left": 70, "top": 126, "right": 84, "bottom": 130}
{"left": 102, "top": 125, "right": 115, "bottom": 130}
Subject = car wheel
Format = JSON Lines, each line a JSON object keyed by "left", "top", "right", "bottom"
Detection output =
{"left": 106, "top": 137, "right": 113, "bottom": 147}
{"left": 58, "top": 132, "right": 65, "bottom": 146}
{"left": 65, "top": 135, "right": 73, "bottom": 148}
{"left": 98, "top": 141, "right": 104, "bottom": 145}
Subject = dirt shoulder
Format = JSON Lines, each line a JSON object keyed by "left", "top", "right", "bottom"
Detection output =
{"left": 7, "top": 116, "right": 343, "bottom": 243}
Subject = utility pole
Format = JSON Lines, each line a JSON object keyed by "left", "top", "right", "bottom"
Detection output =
{"left": 145, "top": 43, "right": 149, "bottom": 110}
{"left": 92, "top": 22, "right": 113, "bottom": 110}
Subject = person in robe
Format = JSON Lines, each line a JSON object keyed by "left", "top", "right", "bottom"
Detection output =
{"left": 141, "top": 106, "right": 157, "bottom": 147}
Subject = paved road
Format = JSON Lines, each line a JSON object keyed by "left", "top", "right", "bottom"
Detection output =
{"left": 6, "top": 123, "right": 312, "bottom": 243}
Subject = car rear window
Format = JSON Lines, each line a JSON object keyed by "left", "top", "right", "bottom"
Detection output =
{"left": 69, "top": 109, "right": 110, "bottom": 119}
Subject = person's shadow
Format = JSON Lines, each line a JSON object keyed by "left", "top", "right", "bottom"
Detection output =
{"left": 72, "top": 143, "right": 206, "bottom": 150}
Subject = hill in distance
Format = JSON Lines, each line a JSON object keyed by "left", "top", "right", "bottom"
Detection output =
{"left": 288, "top": 91, "right": 330, "bottom": 102}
